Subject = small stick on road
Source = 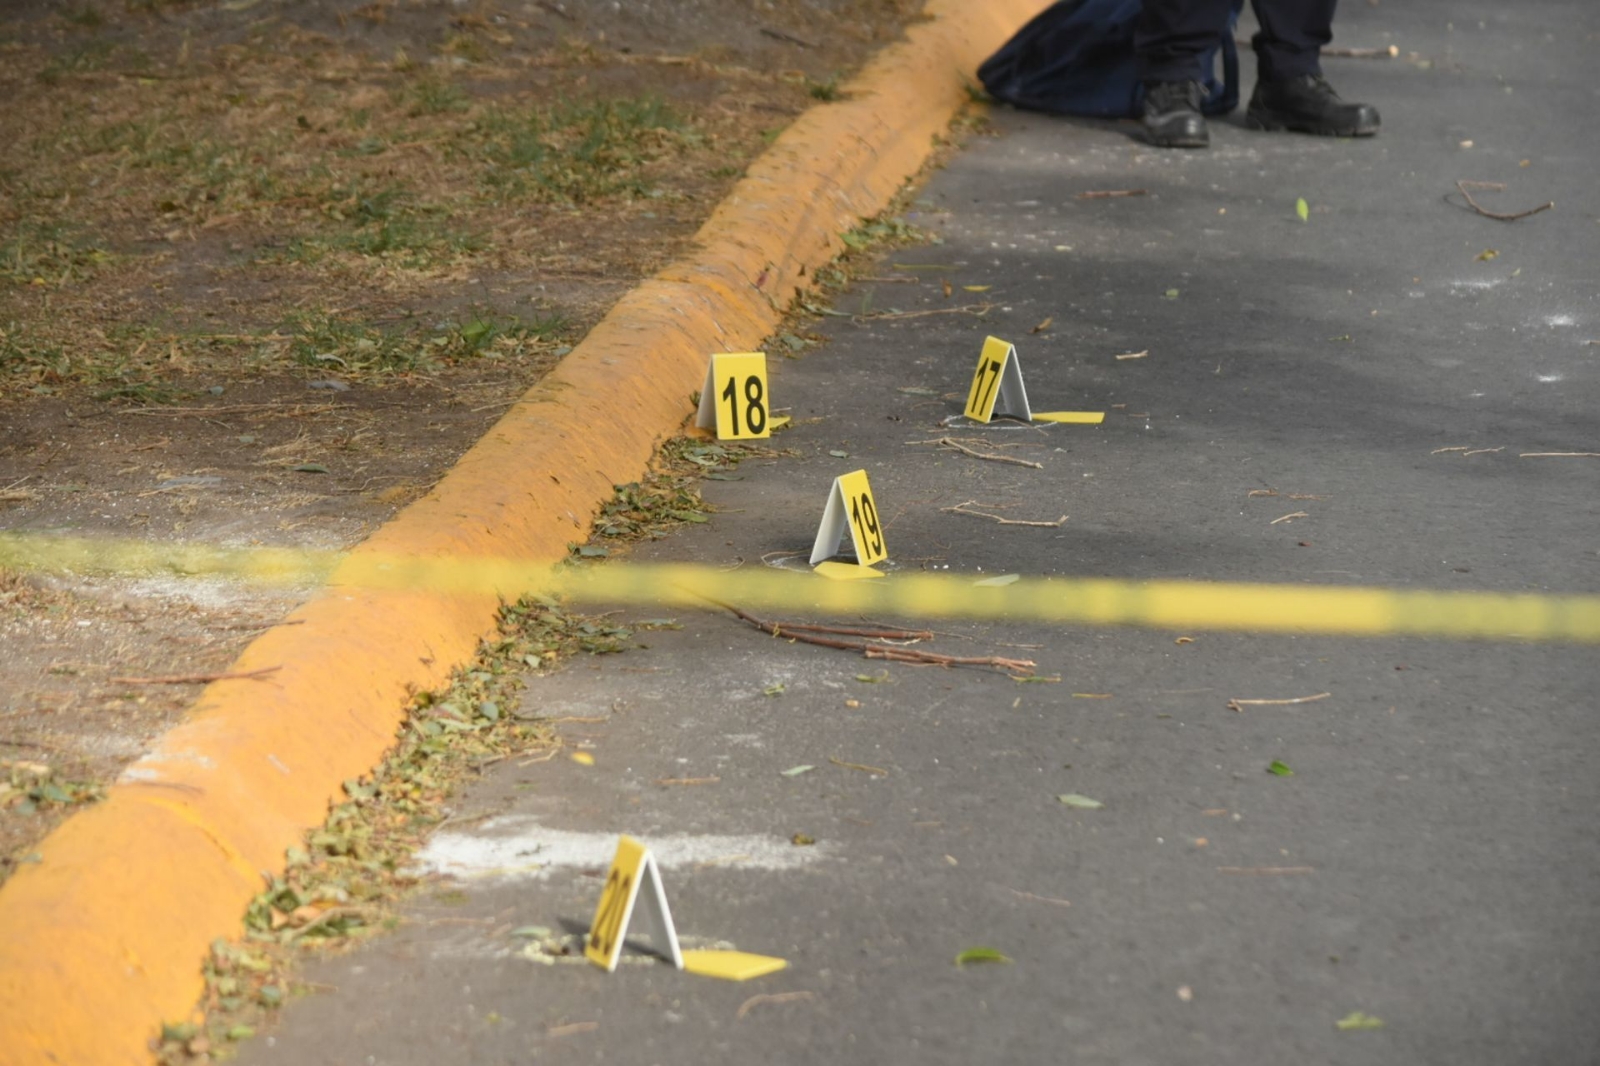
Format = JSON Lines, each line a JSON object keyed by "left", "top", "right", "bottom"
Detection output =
{"left": 1227, "top": 692, "right": 1331, "bottom": 711}
{"left": 776, "top": 621, "right": 934, "bottom": 640}
{"left": 999, "top": 886, "right": 1073, "bottom": 907}
{"left": 709, "top": 600, "right": 1035, "bottom": 673}
{"left": 1519, "top": 451, "right": 1600, "bottom": 458}
{"left": 942, "top": 501, "right": 1067, "bottom": 527}
{"left": 854, "top": 303, "right": 994, "bottom": 322}
{"left": 737, "top": 991, "right": 815, "bottom": 1019}
{"left": 1453, "top": 180, "right": 1554, "bottom": 221}
{"left": 920, "top": 437, "right": 1043, "bottom": 469}
{"left": 759, "top": 26, "right": 817, "bottom": 48}
{"left": 829, "top": 756, "right": 888, "bottom": 776}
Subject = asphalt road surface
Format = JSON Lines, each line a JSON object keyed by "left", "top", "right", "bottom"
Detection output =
{"left": 239, "top": 2, "right": 1600, "bottom": 1063}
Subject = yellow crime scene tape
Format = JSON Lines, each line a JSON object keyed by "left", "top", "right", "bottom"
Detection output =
{"left": 2, "top": 531, "right": 1599, "bottom": 643}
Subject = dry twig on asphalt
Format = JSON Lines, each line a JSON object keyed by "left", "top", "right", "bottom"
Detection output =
{"left": 774, "top": 621, "right": 934, "bottom": 640}
{"left": 1453, "top": 180, "right": 1554, "bottom": 221}
{"left": 759, "top": 26, "right": 817, "bottom": 47}
{"left": 1519, "top": 451, "right": 1600, "bottom": 458}
{"left": 912, "top": 436, "right": 1043, "bottom": 469}
{"left": 854, "top": 302, "right": 994, "bottom": 322}
{"left": 1227, "top": 692, "right": 1331, "bottom": 711}
{"left": 998, "top": 886, "right": 1073, "bottom": 907}
{"left": 942, "top": 501, "right": 1067, "bottom": 527}
{"left": 737, "top": 991, "right": 815, "bottom": 1019}
{"left": 1269, "top": 511, "right": 1309, "bottom": 525}
{"left": 712, "top": 601, "right": 1035, "bottom": 673}
{"left": 829, "top": 756, "right": 888, "bottom": 776}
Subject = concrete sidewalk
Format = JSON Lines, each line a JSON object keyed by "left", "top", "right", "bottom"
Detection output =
{"left": 239, "top": 1, "right": 1600, "bottom": 1063}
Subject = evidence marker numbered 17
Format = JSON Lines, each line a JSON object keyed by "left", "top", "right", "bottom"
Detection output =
{"left": 584, "top": 834, "right": 789, "bottom": 981}
{"left": 695, "top": 351, "right": 771, "bottom": 440}
{"left": 961, "top": 336, "right": 1106, "bottom": 425}
{"left": 809, "top": 468, "right": 888, "bottom": 571}
{"left": 963, "top": 335, "right": 1031, "bottom": 423}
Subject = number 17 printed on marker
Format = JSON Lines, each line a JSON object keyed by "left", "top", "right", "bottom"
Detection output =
{"left": 963, "top": 337, "right": 1013, "bottom": 422}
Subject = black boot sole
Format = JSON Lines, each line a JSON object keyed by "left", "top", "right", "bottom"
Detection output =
{"left": 1245, "top": 108, "right": 1379, "bottom": 137}
{"left": 1145, "top": 130, "right": 1210, "bottom": 148}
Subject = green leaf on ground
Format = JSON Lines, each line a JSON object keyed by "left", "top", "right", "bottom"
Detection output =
{"left": 1057, "top": 793, "right": 1104, "bottom": 810}
{"left": 291, "top": 463, "right": 329, "bottom": 473}
{"left": 1164, "top": 288, "right": 1180, "bottom": 299}
{"left": 1336, "top": 1011, "right": 1385, "bottom": 1030}
{"left": 1296, "top": 197, "right": 1310, "bottom": 222}
{"left": 955, "top": 947, "right": 1012, "bottom": 966}
{"left": 763, "top": 682, "right": 786, "bottom": 697}
{"left": 855, "top": 671, "right": 892, "bottom": 683}
{"left": 828, "top": 449, "right": 850, "bottom": 458}
{"left": 1267, "top": 759, "right": 1295, "bottom": 776}
{"left": 781, "top": 764, "right": 816, "bottom": 777}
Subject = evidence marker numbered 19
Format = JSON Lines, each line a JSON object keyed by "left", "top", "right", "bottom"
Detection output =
{"left": 584, "top": 834, "right": 789, "bottom": 981}
{"left": 695, "top": 351, "right": 771, "bottom": 440}
{"left": 809, "top": 468, "right": 888, "bottom": 572}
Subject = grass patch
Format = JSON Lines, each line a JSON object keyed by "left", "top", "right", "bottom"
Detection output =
{"left": 283, "top": 309, "right": 572, "bottom": 376}
{"left": 466, "top": 95, "right": 693, "bottom": 203}
{"left": 36, "top": 39, "right": 118, "bottom": 84}
{"left": 807, "top": 74, "right": 844, "bottom": 102}
{"left": 0, "top": 223, "right": 114, "bottom": 288}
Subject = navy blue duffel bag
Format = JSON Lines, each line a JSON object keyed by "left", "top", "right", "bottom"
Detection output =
{"left": 978, "top": 0, "right": 1242, "bottom": 119}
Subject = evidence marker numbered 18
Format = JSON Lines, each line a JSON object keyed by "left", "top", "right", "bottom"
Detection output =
{"left": 963, "top": 335, "right": 1032, "bottom": 423}
{"left": 695, "top": 351, "right": 771, "bottom": 440}
{"left": 584, "top": 834, "right": 789, "bottom": 981}
{"left": 810, "top": 468, "right": 888, "bottom": 570}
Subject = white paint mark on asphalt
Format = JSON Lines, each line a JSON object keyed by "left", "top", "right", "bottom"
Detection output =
{"left": 1536, "top": 373, "right": 1564, "bottom": 383}
{"left": 412, "top": 816, "right": 825, "bottom": 882}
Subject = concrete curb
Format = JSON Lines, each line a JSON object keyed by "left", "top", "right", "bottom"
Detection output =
{"left": 0, "top": 2, "right": 1050, "bottom": 1061}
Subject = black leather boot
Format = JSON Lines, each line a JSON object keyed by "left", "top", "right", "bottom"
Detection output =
{"left": 1246, "top": 74, "right": 1380, "bottom": 136}
{"left": 1141, "top": 80, "right": 1208, "bottom": 148}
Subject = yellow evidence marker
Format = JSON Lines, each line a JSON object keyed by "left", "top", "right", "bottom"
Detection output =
{"left": 584, "top": 835, "right": 789, "bottom": 980}
{"left": 696, "top": 352, "right": 771, "bottom": 440}
{"left": 963, "top": 336, "right": 1031, "bottom": 423}
{"left": 680, "top": 950, "right": 789, "bottom": 982}
{"left": 585, "top": 835, "right": 683, "bottom": 972}
{"left": 809, "top": 468, "right": 888, "bottom": 569}
{"left": 1031, "top": 411, "right": 1105, "bottom": 424}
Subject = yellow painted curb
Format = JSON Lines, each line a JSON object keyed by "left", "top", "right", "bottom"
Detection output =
{"left": 0, "top": 2, "right": 1053, "bottom": 1062}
